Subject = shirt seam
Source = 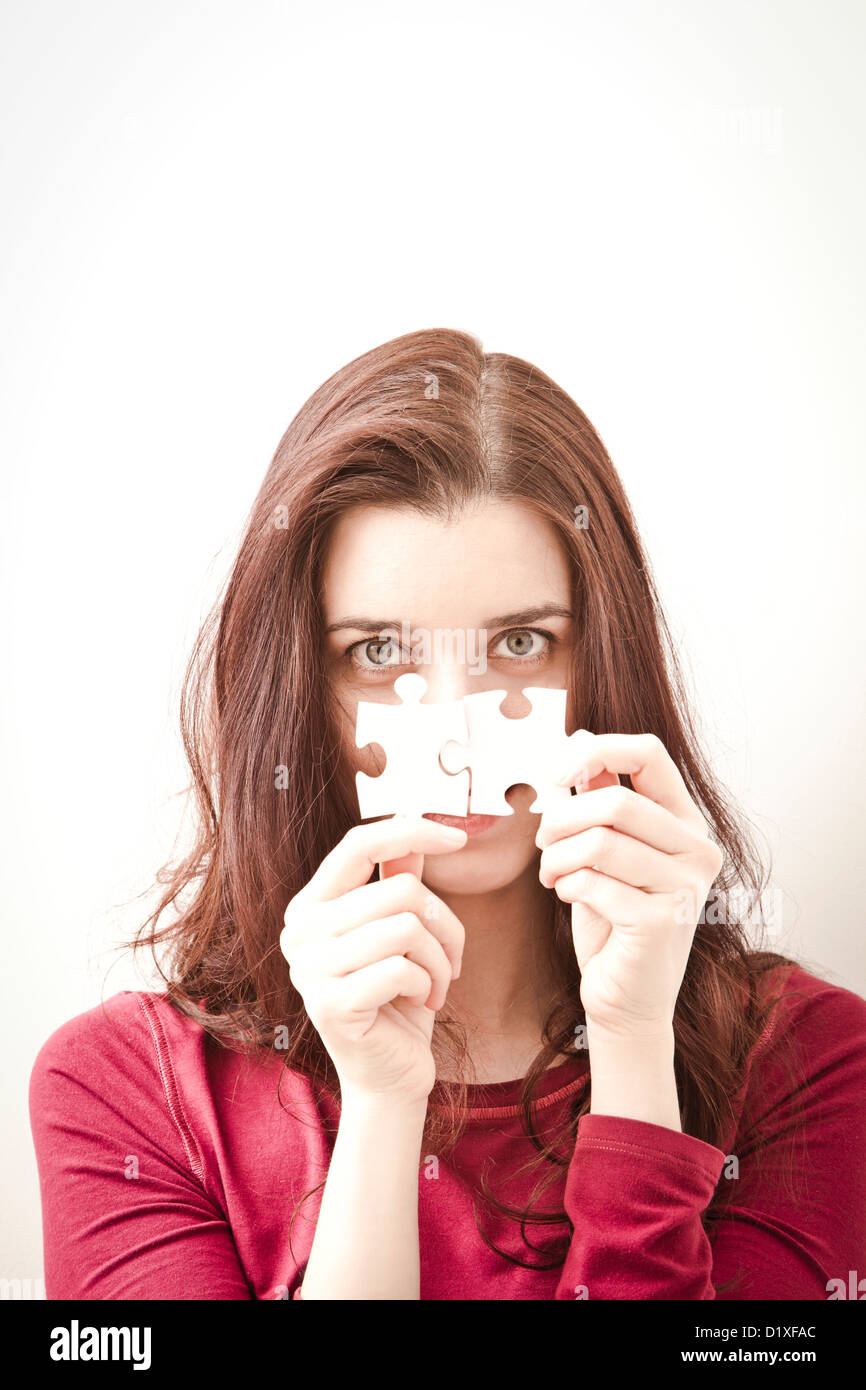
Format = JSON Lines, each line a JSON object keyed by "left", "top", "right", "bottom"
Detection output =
{"left": 136, "top": 993, "right": 206, "bottom": 1184}
{"left": 575, "top": 1135, "right": 723, "bottom": 1176}
{"left": 745, "top": 962, "right": 803, "bottom": 1069}
{"left": 430, "top": 1071, "right": 589, "bottom": 1120}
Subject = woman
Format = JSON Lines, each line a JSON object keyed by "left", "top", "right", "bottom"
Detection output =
{"left": 29, "top": 327, "right": 866, "bottom": 1300}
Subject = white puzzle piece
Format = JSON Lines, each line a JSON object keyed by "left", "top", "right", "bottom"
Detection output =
{"left": 440, "top": 687, "right": 573, "bottom": 816}
{"left": 355, "top": 674, "right": 572, "bottom": 819}
{"left": 355, "top": 672, "right": 471, "bottom": 818}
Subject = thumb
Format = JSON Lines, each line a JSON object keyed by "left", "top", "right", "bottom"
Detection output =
{"left": 379, "top": 849, "right": 424, "bottom": 880}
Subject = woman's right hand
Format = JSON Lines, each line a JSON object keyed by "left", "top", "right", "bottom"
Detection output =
{"left": 280, "top": 816, "right": 468, "bottom": 1108}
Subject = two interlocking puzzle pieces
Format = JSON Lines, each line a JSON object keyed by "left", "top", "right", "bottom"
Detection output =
{"left": 355, "top": 672, "right": 573, "bottom": 819}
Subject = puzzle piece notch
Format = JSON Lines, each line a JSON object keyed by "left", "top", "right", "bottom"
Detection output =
{"left": 356, "top": 674, "right": 572, "bottom": 820}
{"left": 440, "top": 687, "right": 572, "bottom": 817}
{"left": 355, "top": 672, "right": 470, "bottom": 818}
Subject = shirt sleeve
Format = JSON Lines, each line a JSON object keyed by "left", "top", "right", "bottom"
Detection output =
{"left": 555, "top": 1112, "right": 726, "bottom": 1299}
{"left": 29, "top": 994, "right": 253, "bottom": 1300}
{"left": 554, "top": 971, "right": 866, "bottom": 1300}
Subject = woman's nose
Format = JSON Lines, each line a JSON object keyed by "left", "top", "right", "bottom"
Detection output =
{"left": 417, "top": 663, "right": 476, "bottom": 707}
{"left": 417, "top": 662, "right": 533, "bottom": 718}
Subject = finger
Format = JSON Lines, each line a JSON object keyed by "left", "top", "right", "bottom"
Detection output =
{"left": 553, "top": 867, "right": 676, "bottom": 930}
{"left": 556, "top": 732, "right": 701, "bottom": 825}
{"left": 379, "top": 812, "right": 424, "bottom": 881}
{"left": 311, "top": 873, "right": 465, "bottom": 977}
{"left": 537, "top": 783, "right": 696, "bottom": 854}
{"left": 321, "top": 913, "right": 453, "bottom": 1011}
{"left": 540, "top": 826, "right": 688, "bottom": 895}
{"left": 379, "top": 848, "right": 424, "bottom": 882}
{"left": 334, "top": 955, "right": 437, "bottom": 1013}
{"left": 570, "top": 900, "right": 613, "bottom": 971}
{"left": 302, "top": 817, "right": 467, "bottom": 903}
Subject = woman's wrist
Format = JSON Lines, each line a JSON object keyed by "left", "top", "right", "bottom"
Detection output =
{"left": 302, "top": 1087, "right": 428, "bottom": 1300}
{"left": 585, "top": 1022, "right": 682, "bottom": 1132}
{"left": 338, "top": 1085, "right": 430, "bottom": 1125}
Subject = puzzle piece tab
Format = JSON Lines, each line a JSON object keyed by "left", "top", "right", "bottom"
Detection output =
{"left": 355, "top": 672, "right": 470, "bottom": 818}
{"left": 355, "top": 675, "right": 571, "bottom": 819}
{"left": 440, "top": 687, "right": 572, "bottom": 816}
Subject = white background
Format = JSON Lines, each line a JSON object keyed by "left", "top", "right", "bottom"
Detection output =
{"left": 2, "top": 0, "right": 864, "bottom": 1289}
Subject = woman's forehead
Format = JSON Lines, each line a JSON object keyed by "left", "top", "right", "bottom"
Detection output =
{"left": 321, "top": 500, "right": 571, "bottom": 627}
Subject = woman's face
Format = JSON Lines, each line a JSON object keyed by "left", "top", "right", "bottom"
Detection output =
{"left": 321, "top": 498, "right": 574, "bottom": 895}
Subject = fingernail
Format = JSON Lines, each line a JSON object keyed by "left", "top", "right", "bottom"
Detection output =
{"left": 440, "top": 825, "right": 468, "bottom": 841}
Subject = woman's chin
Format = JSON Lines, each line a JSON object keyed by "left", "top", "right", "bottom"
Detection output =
{"left": 421, "top": 841, "right": 540, "bottom": 896}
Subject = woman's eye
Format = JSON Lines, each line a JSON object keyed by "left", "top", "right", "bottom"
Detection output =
{"left": 347, "top": 627, "right": 552, "bottom": 672}
{"left": 349, "top": 638, "right": 408, "bottom": 671}
{"left": 492, "top": 628, "right": 551, "bottom": 661}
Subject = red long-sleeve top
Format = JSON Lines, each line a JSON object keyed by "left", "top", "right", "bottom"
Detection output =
{"left": 28, "top": 963, "right": 866, "bottom": 1300}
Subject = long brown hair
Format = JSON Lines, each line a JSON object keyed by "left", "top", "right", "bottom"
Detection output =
{"left": 132, "top": 327, "right": 808, "bottom": 1286}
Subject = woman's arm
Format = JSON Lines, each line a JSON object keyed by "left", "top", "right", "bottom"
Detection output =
{"left": 553, "top": 971, "right": 866, "bottom": 1300}
{"left": 586, "top": 1024, "right": 681, "bottom": 1130}
{"left": 280, "top": 816, "right": 468, "bottom": 1300}
{"left": 299, "top": 1090, "right": 427, "bottom": 1300}
{"left": 538, "top": 734, "right": 866, "bottom": 1299}
{"left": 29, "top": 997, "right": 255, "bottom": 1299}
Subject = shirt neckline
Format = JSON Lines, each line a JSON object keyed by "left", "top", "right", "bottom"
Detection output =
{"left": 431, "top": 1052, "right": 589, "bottom": 1118}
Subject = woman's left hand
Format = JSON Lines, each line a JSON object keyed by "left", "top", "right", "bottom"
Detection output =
{"left": 536, "top": 731, "right": 725, "bottom": 1041}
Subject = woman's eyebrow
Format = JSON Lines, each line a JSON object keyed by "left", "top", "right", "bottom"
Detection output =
{"left": 481, "top": 605, "right": 573, "bottom": 628}
{"left": 325, "top": 605, "right": 572, "bottom": 635}
{"left": 325, "top": 616, "right": 403, "bottom": 635}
